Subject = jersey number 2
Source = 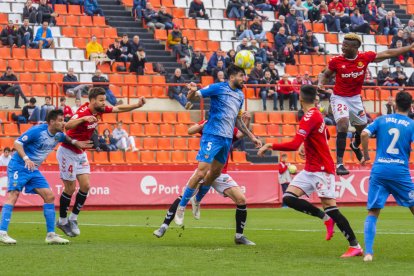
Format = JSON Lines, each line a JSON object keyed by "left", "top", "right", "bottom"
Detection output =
{"left": 386, "top": 128, "right": 400, "bottom": 154}
{"left": 68, "top": 165, "right": 73, "bottom": 174}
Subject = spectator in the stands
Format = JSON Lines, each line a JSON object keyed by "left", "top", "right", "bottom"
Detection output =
{"left": 113, "top": 121, "right": 138, "bottom": 152}
{"left": 33, "top": 21, "right": 54, "bottom": 49}
{"left": 254, "top": 0, "right": 273, "bottom": 11}
{"left": 278, "top": 40, "right": 296, "bottom": 66}
{"left": 18, "top": 19, "right": 34, "bottom": 49}
{"left": 277, "top": 74, "right": 298, "bottom": 110}
{"left": 98, "top": 129, "right": 118, "bottom": 152}
{"left": 72, "top": 98, "right": 81, "bottom": 114}
{"left": 303, "top": 0, "right": 320, "bottom": 22}
{"left": 292, "top": 0, "right": 308, "bottom": 19}
{"left": 385, "top": 96, "right": 395, "bottom": 114}
{"left": 302, "top": 71, "right": 313, "bottom": 85}
{"left": 329, "top": 0, "right": 351, "bottom": 31}
{"left": 216, "top": 71, "right": 227, "bottom": 83}
{"left": 364, "top": 0, "right": 379, "bottom": 23}
{"left": 59, "top": 97, "right": 73, "bottom": 122}
{"left": 23, "top": 0, "right": 37, "bottom": 24}
{"left": 168, "top": 68, "right": 193, "bottom": 110}
{"left": 377, "top": 64, "right": 398, "bottom": 86}
{"left": 37, "top": 0, "right": 57, "bottom": 25}
{"left": 323, "top": 8, "right": 347, "bottom": 33}
{"left": 225, "top": 49, "right": 236, "bottom": 67}
{"left": 212, "top": 60, "right": 226, "bottom": 82}
{"left": 391, "top": 30, "right": 408, "bottom": 48}
{"left": 262, "top": 40, "right": 277, "bottom": 63}
{"left": 247, "top": 62, "right": 264, "bottom": 96}
{"left": 249, "top": 39, "right": 266, "bottom": 64}
{"left": 267, "top": 61, "right": 280, "bottom": 82}
{"left": 207, "top": 49, "right": 226, "bottom": 75}
{"left": 177, "top": 36, "right": 193, "bottom": 71}
{"left": 130, "top": 47, "right": 146, "bottom": 75}
{"left": 295, "top": 37, "right": 308, "bottom": 53}
{"left": 286, "top": 7, "right": 298, "bottom": 27}
{"left": 188, "top": 48, "right": 207, "bottom": 78}
{"left": 40, "top": 96, "right": 55, "bottom": 122}
{"left": 189, "top": 0, "right": 209, "bottom": 19}
{"left": 167, "top": 25, "right": 182, "bottom": 56}
{"left": 106, "top": 39, "right": 122, "bottom": 65}
{"left": 158, "top": 6, "right": 174, "bottom": 30}
{"left": 404, "top": 20, "right": 414, "bottom": 35}
{"left": 84, "top": 0, "right": 104, "bottom": 16}
{"left": 319, "top": 0, "right": 329, "bottom": 17}
{"left": 0, "top": 66, "right": 28, "bottom": 108}
{"left": 391, "top": 63, "right": 408, "bottom": 86}
{"left": 236, "top": 38, "right": 250, "bottom": 52}
{"left": 236, "top": 17, "right": 255, "bottom": 40}
{"left": 290, "top": 16, "right": 307, "bottom": 37}
{"left": 120, "top": 34, "right": 133, "bottom": 63}
{"left": 391, "top": 10, "right": 402, "bottom": 29}
{"left": 130, "top": 35, "right": 142, "bottom": 55}
{"left": 279, "top": 0, "right": 291, "bottom": 16}
{"left": 343, "top": 0, "right": 356, "bottom": 15}
{"left": 260, "top": 70, "right": 277, "bottom": 111}
{"left": 350, "top": 8, "right": 371, "bottom": 34}
{"left": 250, "top": 16, "right": 267, "bottom": 42}
{"left": 92, "top": 69, "right": 119, "bottom": 106}
{"left": 378, "top": 11, "right": 398, "bottom": 35}
{"left": 63, "top": 68, "right": 91, "bottom": 99}
{"left": 303, "top": 30, "right": 323, "bottom": 54}
{"left": 86, "top": 35, "right": 110, "bottom": 65}
{"left": 275, "top": 27, "right": 288, "bottom": 50}
{"left": 144, "top": 3, "right": 165, "bottom": 31}
{"left": 390, "top": 41, "right": 412, "bottom": 67}
{"left": 271, "top": 15, "right": 291, "bottom": 39}
{"left": 292, "top": 74, "right": 304, "bottom": 93}
{"left": 132, "top": 0, "right": 146, "bottom": 20}
{"left": 377, "top": 2, "right": 387, "bottom": 20}
{"left": 227, "top": 0, "right": 244, "bottom": 19}
{"left": 242, "top": 0, "right": 268, "bottom": 20}
{"left": 0, "top": 147, "right": 12, "bottom": 167}
{"left": 409, "top": 72, "right": 414, "bottom": 86}
{"left": 23, "top": 97, "right": 41, "bottom": 123}
{"left": 364, "top": 69, "right": 376, "bottom": 86}
{"left": 1, "top": 21, "right": 21, "bottom": 48}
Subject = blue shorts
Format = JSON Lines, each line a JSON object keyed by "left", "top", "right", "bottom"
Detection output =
{"left": 7, "top": 167, "right": 49, "bottom": 194}
{"left": 196, "top": 134, "right": 233, "bottom": 164}
{"left": 367, "top": 174, "right": 414, "bottom": 209}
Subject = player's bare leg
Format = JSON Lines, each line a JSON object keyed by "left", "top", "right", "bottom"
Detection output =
{"left": 67, "top": 174, "right": 90, "bottom": 236}
{"left": 321, "top": 198, "right": 362, "bottom": 257}
{"left": 224, "top": 187, "right": 255, "bottom": 245}
{"left": 57, "top": 179, "right": 76, "bottom": 237}
{"left": 336, "top": 117, "right": 350, "bottom": 175}
{"left": 0, "top": 191, "right": 19, "bottom": 244}
{"left": 364, "top": 208, "right": 381, "bottom": 262}
{"left": 350, "top": 124, "right": 367, "bottom": 162}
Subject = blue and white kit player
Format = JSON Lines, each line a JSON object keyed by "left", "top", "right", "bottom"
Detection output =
{"left": 174, "top": 65, "right": 262, "bottom": 228}
{"left": 361, "top": 91, "right": 414, "bottom": 262}
{"left": 0, "top": 110, "right": 91, "bottom": 245}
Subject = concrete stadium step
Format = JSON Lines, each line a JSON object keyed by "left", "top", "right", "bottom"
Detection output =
{"left": 247, "top": 155, "right": 278, "bottom": 164}
{"left": 104, "top": 10, "right": 133, "bottom": 17}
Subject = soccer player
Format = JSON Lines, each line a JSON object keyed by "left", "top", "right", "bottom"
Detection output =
{"left": 153, "top": 112, "right": 255, "bottom": 245}
{"left": 0, "top": 110, "right": 92, "bottom": 245}
{"left": 258, "top": 85, "right": 363, "bottom": 258}
{"left": 56, "top": 87, "right": 146, "bottom": 237}
{"left": 318, "top": 33, "right": 414, "bottom": 175}
{"left": 361, "top": 91, "right": 414, "bottom": 262}
{"left": 173, "top": 65, "right": 262, "bottom": 226}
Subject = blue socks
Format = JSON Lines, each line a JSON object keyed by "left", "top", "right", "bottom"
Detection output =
{"left": 179, "top": 187, "right": 196, "bottom": 207}
{"left": 195, "top": 186, "right": 211, "bottom": 202}
{"left": 364, "top": 215, "right": 378, "bottom": 255}
{"left": 43, "top": 203, "right": 55, "bottom": 233}
{"left": 0, "top": 204, "right": 14, "bottom": 232}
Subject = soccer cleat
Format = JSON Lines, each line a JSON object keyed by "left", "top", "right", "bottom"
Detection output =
{"left": 190, "top": 197, "right": 201, "bottom": 220}
{"left": 341, "top": 246, "right": 363, "bottom": 258}
{"left": 174, "top": 206, "right": 185, "bottom": 226}
{"left": 56, "top": 221, "right": 75, "bottom": 237}
{"left": 0, "top": 232, "right": 17, "bottom": 245}
{"left": 324, "top": 218, "right": 335, "bottom": 241}
{"left": 336, "top": 164, "right": 350, "bottom": 176}
{"left": 235, "top": 235, "right": 256, "bottom": 246}
{"left": 45, "top": 233, "right": 70, "bottom": 245}
{"left": 350, "top": 143, "right": 363, "bottom": 161}
{"left": 363, "top": 254, "right": 373, "bottom": 262}
{"left": 69, "top": 220, "right": 80, "bottom": 236}
{"left": 153, "top": 226, "right": 168, "bottom": 238}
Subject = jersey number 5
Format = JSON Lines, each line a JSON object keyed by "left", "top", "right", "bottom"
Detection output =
{"left": 386, "top": 128, "right": 400, "bottom": 154}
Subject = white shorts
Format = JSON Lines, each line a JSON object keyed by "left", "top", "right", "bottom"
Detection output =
{"left": 290, "top": 170, "right": 336, "bottom": 199}
{"left": 56, "top": 146, "right": 90, "bottom": 181}
{"left": 330, "top": 94, "right": 367, "bottom": 126}
{"left": 211, "top": 173, "right": 239, "bottom": 197}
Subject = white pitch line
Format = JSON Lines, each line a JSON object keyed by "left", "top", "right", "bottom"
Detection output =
{"left": 13, "top": 221, "right": 414, "bottom": 235}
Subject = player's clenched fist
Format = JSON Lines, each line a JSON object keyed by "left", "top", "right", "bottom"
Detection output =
{"left": 137, "top": 96, "right": 146, "bottom": 108}
{"left": 83, "top": 116, "right": 98, "bottom": 123}
{"left": 186, "top": 82, "right": 198, "bottom": 91}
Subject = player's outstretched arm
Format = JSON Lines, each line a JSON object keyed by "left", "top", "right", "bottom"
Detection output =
{"left": 14, "top": 141, "right": 35, "bottom": 171}
{"left": 188, "top": 121, "right": 206, "bottom": 135}
{"left": 186, "top": 82, "right": 200, "bottom": 101}
{"left": 360, "top": 130, "right": 370, "bottom": 165}
{"left": 65, "top": 115, "right": 97, "bottom": 130}
{"left": 235, "top": 114, "right": 262, "bottom": 148}
{"left": 64, "top": 136, "right": 94, "bottom": 150}
{"left": 112, "top": 97, "right": 146, "bottom": 113}
{"left": 236, "top": 111, "right": 252, "bottom": 139}
{"left": 258, "top": 143, "right": 272, "bottom": 157}
{"left": 374, "top": 43, "right": 414, "bottom": 63}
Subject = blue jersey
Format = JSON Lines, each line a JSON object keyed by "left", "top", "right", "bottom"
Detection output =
{"left": 364, "top": 114, "right": 414, "bottom": 175}
{"left": 8, "top": 124, "right": 66, "bottom": 170}
{"left": 199, "top": 82, "right": 244, "bottom": 139}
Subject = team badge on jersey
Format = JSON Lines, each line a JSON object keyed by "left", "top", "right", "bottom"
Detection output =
{"left": 357, "top": 61, "right": 364, "bottom": 69}
{"left": 358, "top": 110, "right": 365, "bottom": 117}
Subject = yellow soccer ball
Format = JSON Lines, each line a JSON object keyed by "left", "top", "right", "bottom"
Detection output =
{"left": 288, "top": 164, "right": 297, "bottom": 174}
{"left": 235, "top": 50, "right": 255, "bottom": 70}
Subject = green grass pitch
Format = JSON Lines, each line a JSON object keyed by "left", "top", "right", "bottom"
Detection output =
{"left": 2, "top": 207, "right": 414, "bottom": 275}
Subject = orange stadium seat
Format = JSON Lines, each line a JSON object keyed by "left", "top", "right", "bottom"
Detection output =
{"left": 327, "top": 125, "right": 337, "bottom": 137}
{"left": 143, "top": 138, "right": 157, "bottom": 150}
{"left": 283, "top": 112, "right": 298, "bottom": 124}
{"left": 103, "top": 113, "right": 117, "bottom": 123}
{"left": 231, "top": 151, "right": 248, "bottom": 163}
{"left": 187, "top": 151, "right": 198, "bottom": 163}
{"left": 281, "top": 125, "right": 296, "bottom": 136}
{"left": 175, "top": 124, "right": 189, "bottom": 136}
{"left": 162, "top": 0, "right": 175, "bottom": 7}
{"left": 65, "top": 16, "right": 80, "bottom": 26}
{"left": 0, "top": 48, "right": 11, "bottom": 59}
{"left": 325, "top": 33, "right": 339, "bottom": 44}
{"left": 183, "top": 19, "right": 197, "bottom": 29}
{"left": 45, "top": 151, "right": 58, "bottom": 165}
{"left": 12, "top": 48, "right": 26, "bottom": 60}
{"left": 172, "top": 8, "right": 186, "bottom": 18}
{"left": 312, "top": 55, "right": 326, "bottom": 65}
{"left": 140, "top": 151, "right": 156, "bottom": 163}
{"left": 73, "top": 38, "right": 87, "bottom": 48}
{"left": 163, "top": 112, "right": 177, "bottom": 124}
{"left": 54, "top": 4, "right": 68, "bottom": 14}
{"left": 77, "top": 27, "right": 91, "bottom": 38}
{"left": 0, "top": 60, "right": 6, "bottom": 71}
{"left": 19, "top": 124, "right": 32, "bottom": 134}
{"left": 8, "top": 60, "right": 23, "bottom": 72}
{"left": 177, "top": 112, "right": 192, "bottom": 124}
{"left": 173, "top": 138, "right": 187, "bottom": 150}
{"left": 157, "top": 137, "right": 172, "bottom": 150}
{"left": 93, "top": 16, "right": 106, "bottom": 26}
{"left": 125, "top": 151, "right": 139, "bottom": 164}
{"left": 4, "top": 124, "right": 19, "bottom": 136}
{"left": 27, "top": 49, "right": 42, "bottom": 60}
{"left": 145, "top": 63, "right": 155, "bottom": 74}
{"left": 80, "top": 16, "right": 93, "bottom": 27}
{"left": 150, "top": 0, "right": 161, "bottom": 7}
{"left": 110, "top": 152, "right": 124, "bottom": 164}
{"left": 156, "top": 151, "right": 171, "bottom": 163}
{"left": 104, "top": 28, "right": 118, "bottom": 38}
{"left": 137, "top": 86, "right": 152, "bottom": 97}
{"left": 38, "top": 61, "right": 53, "bottom": 72}
{"left": 55, "top": 15, "right": 65, "bottom": 26}
{"left": 196, "top": 30, "right": 209, "bottom": 41}
{"left": 188, "top": 137, "right": 200, "bottom": 150}
{"left": 147, "top": 112, "right": 162, "bottom": 124}
{"left": 172, "top": 151, "right": 187, "bottom": 163}
{"left": 267, "top": 124, "right": 280, "bottom": 136}
{"left": 51, "top": 73, "right": 65, "bottom": 83}
{"left": 254, "top": 112, "right": 268, "bottom": 124}
{"left": 91, "top": 27, "right": 105, "bottom": 38}
{"left": 19, "top": 73, "right": 33, "bottom": 82}
{"left": 23, "top": 60, "right": 37, "bottom": 72}
{"left": 118, "top": 112, "right": 133, "bottom": 124}
{"left": 68, "top": 5, "right": 82, "bottom": 15}
{"left": 133, "top": 112, "right": 147, "bottom": 123}
{"left": 154, "top": 29, "right": 167, "bottom": 40}
{"left": 130, "top": 124, "right": 143, "bottom": 136}
{"left": 152, "top": 86, "right": 166, "bottom": 98}
{"left": 145, "top": 124, "right": 159, "bottom": 136}
{"left": 312, "top": 22, "right": 325, "bottom": 33}
{"left": 299, "top": 55, "right": 312, "bottom": 65}
{"left": 0, "top": 138, "right": 15, "bottom": 148}
{"left": 285, "top": 65, "right": 298, "bottom": 76}
{"left": 124, "top": 75, "right": 137, "bottom": 84}
{"left": 0, "top": 14, "right": 8, "bottom": 24}
{"left": 252, "top": 124, "right": 267, "bottom": 136}
{"left": 31, "top": 84, "right": 47, "bottom": 96}
{"left": 268, "top": 112, "right": 282, "bottom": 123}
{"left": 35, "top": 73, "right": 49, "bottom": 82}
{"left": 182, "top": 29, "right": 195, "bottom": 41}
{"left": 94, "top": 152, "right": 110, "bottom": 164}
{"left": 160, "top": 124, "right": 174, "bottom": 136}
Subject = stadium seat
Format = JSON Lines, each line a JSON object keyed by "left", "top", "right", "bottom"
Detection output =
{"left": 12, "top": 48, "right": 26, "bottom": 60}
{"left": 31, "top": 84, "right": 47, "bottom": 97}
{"left": 177, "top": 112, "right": 192, "bottom": 124}
{"left": 175, "top": 124, "right": 189, "bottom": 136}
{"left": 27, "top": 49, "right": 41, "bottom": 60}
{"left": 4, "top": 124, "right": 19, "bottom": 136}
{"left": 156, "top": 151, "right": 171, "bottom": 163}
{"left": 68, "top": 5, "right": 82, "bottom": 15}
{"left": 93, "top": 16, "right": 106, "bottom": 26}
{"left": 139, "top": 151, "right": 155, "bottom": 163}
{"left": 109, "top": 151, "right": 125, "bottom": 164}
{"left": 103, "top": 113, "right": 117, "bottom": 124}
{"left": 19, "top": 124, "right": 31, "bottom": 134}
{"left": 281, "top": 125, "right": 296, "bottom": 136}
{"left": 147, "top": 112, "right": 162, "bottom": 124}
{"left": 267, "top": 124, "right": 280, "bottom": 136}
{"left": 137, "top": 86, "right": 152, "bottom": 97}
{"left": 125, "top": 151, "right": 139, "bottom": 164}
{"left": 160, "top": 124, "right": 174, "bottom": 136}
{"left": 94, "top": 152, "right": 110, "bottom": 164}
{"left": 252, "top": 124, "right": 267, "bottom": 136}
{"left": 130, "top": 124, "right": 143, "bottom": 136}
{"left": 171, "top": 151, "right": 187, "bottom": 164}
{"left": 118, "top": 112, "right": 133, "bottom": 124}
{"left": 173, "top": 138, "right": 187, "bottom": 150}
{"left": 283, "top": 113, "right": 298, "bottom": 124}
{"left": 0, "top": 14, "right": 8, "bottom": 24}
{"left": 8, "top": 60, "right": 23, "bottom": 72}
{"left": 77, "top": 27, "right": 91, "bottom": 38}
{"left": 325, "top": 33, "right": 339, "bottom": 44}
{"left": 104, "top": 28, "right": 118, "bottom": 38}
{"left": 187, "top": 151, "right": 198, "bottom": 163}
{"left": 157, "top": 137, "right": 172, "bottom": 150}
{"left": 143, "top": 138, "right": 157, "bottom": 150}
{"left": 133, "top": 112, "right": 147, "bottom": 123}
{"left": 19, "top": 73, "right": 33, "bottom": 82}
{"left": 154, "top": 29, "right": 167, "bottom": 40}
{"left": 0, "top": 48, "right": 11, "bottom": 60}
{"left": 231, "top": 151, "right": 248, "bottom": 163}
{"left": 38, "top": 61, "right": 54, "bottom": 72}
{"left": 0, "top": 111, "right": 8, "bottom": 123}
{"left": 145, "top": 124, "right": 159, "bottom": 136}
{"left": 124, "top": 75, "right": 138, "bottom": 84}
{"left": 23, "top": 60, "right": 37, "bottom": 72}
{"left": 188, "top": 137, "right": 200, "bottom": 150}
{"left": 299, "top": 55, "right": 312, "bottom": 65}
{"left": 268, "top": 112, "right": 282, "bottom": 123}
{"left": 162, "top": 112, "right": 177, "bottom": 124}
{"left": 327, "top": 125, "right": 337, "bottom": 137}
{"left": 0, "top": 138, "right": 15, "bottom": 148}
{"left": 80, "top": 16, "right": 93, "bottom": 27}
{"left": 183, "top": 19, "right": 197, "bottom": 29}
{"left": 65, "top": 16, "right": 80, "bottom": 26}
{"left": 254, "top": 112, "right": 268, "bottom": 124}
{"left": 45, "top": 151, "right": 58, "bottom": 165}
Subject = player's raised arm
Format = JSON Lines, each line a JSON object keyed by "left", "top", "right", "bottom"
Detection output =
{"left": 64, "top": 135, "right": 94, "bottom": 150}
{"left": 236, "top": 111, "right": 251, "bottom": 139}
{"left": 374, "top": 43, "right": 414, "bottom": 63}
{"left": 65, "top": 115, "right": 97, "bottom": 130}
{"left": 186, "top": 82, "right": 200, "bottom": 101}
{"left": 235, "top": 112, "right": 262, "bottom": 148}
{"left": 13, "top": 140, "right": 35, "bottom": 171}
{"left": 112, "top": 97, "right": 146, "bottom": 113}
